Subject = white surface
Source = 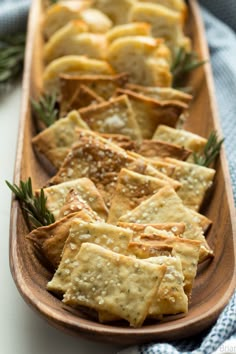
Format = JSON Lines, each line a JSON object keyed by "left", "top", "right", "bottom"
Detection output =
{"left": 0, "top": 84, "right": 122, "bottom": 354}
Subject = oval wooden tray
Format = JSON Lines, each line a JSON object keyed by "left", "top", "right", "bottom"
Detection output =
{"left": 9, "top": 0, "right": 236, "bottom": 346}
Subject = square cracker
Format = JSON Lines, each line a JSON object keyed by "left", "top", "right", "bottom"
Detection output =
{"left": 32, "top": 110, "right": 90, "bottom": 169}
{"left": 50, "top": 132, "right": 175, "bottom": 206}
{"left": 128, "top": 242, "right": 172, "bottom": 259}
{"left": 107, "top": 168, "right": 168, "bottom": 224}
{"left": 117, "top": 88, "right": 187, "bottom": 139}
{"left": 141, "top": 228, "right": 201, "bottom": 298}
{"left": 60, "top": 72, "right": 128, "bottom": 101}
{"left": 63, "top": 242, "right": 166, "bottom": 327}
{"left": 42, "top": 178, "right": 108, "bottom": 220}
{"left": 27, "top": 212, "right": 93, "bottom": 269}
{"left": 147, "top": 256, "right": 188, "bottom": 317}
{"left": 79, "top": 95, "right": 142, "bottom": 141}
{"left": 47, "top": 222, "right": 133, "bottom": 294}
{"left": 119, "top": 186, "right": 213, "bottom": 262}
{"left": 165, "top": 158, "right": 215, "bottom": 211}
{"left": 60, "top": 84, "right": 104, "bottom": 116}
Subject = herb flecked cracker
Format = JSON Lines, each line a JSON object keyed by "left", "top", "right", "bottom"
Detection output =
{"left": 47, "top": 222, "right": 133, "bottom": 294}
{"left": 63, "top": 243, "right": 166, "bottom": 327}
{"left": 119, "top": 186, "right": 213, "bottom": 262}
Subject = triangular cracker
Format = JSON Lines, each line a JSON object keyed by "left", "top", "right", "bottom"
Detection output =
{"left": 27, "top": 212, "right": 93, "bottom": 269}
{"left": 107, "top": 168, "right": 168, "bottom": 224}
{"left": 119, "top": 186, "right": 213, "bottom": 262}
{"left": 47, "top": 222, "right": 133, "bottom": 294}
{"left": 117, "top": 89, "right": 187, "bottom": 139}
{"left": 63, "top": 242, "right": 166, "bottom": 327}
{"left": 79, "top": 95, "right": 142, "bottom": 141}
{"left": 42, "top": 178, "right": 108, "bottom": 220}
{"left": 32, "top": 110, "right": 90, "bottom": 169}
{"left": 60, "top": 84, "right": 104, "bottom": 116}
{"left": 60, "top": 72, "right": 128, "bottom": 101}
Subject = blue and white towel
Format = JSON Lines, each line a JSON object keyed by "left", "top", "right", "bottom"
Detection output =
{"left": 0, "top": 1, "right": 235, "bottom": 353}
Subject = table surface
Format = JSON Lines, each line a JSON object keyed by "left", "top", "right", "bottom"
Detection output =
{"left": 0, "top": 83, "right": 122, "bottom": 354}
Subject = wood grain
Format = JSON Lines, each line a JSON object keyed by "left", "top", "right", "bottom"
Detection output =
{"left": 9, "top": 0, "right": 236, "bottom": 345}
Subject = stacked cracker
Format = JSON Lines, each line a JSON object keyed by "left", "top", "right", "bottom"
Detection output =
{"left": 28, "top": 0, "right": 216, "bottom": 328}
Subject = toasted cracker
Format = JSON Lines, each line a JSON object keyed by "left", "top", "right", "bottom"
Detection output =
{"left": 118, "top": 222, "right": 186, "bottom": 241}
{"left": 27, "top": 212, "right": 93, "bottom": 269}
{"left": 137, "top": 139, "right": 191, "bottom": 161}
{"left": 47, "top": 222, "right": 133, "bottom": 294}
{"left": 107, "top": 168, "right": 168, "bottom": 224}
{"left": 60, "top": 72, "right": 128, "bottom": 100}
{"left": 32, "top": 110, "right": 90, "bottom": 169}
{"left": 42, "top": 178, "right": 108, "bottom": 220}
{"left": 50, "top": 132, "right": 176, "bottom": 206}
{"left": 119, "top": 186, "right": 213, "bottom": 262}
{"left": 117, "top": 89, "right": 187, "bottom": 139}
{"left": 141, "top": 228, "right": 201, "bottom": 298}
{"left": 147, "top": 256, "right": 188, "bottom": 317}
{"left": 165, "top": 158, "right": 215, "bottom": 211}
{"left": 106, "top": 23, "right": 151, "bottom": 43}
{"left": 63, "top": 242, "right": 166, "bottom": 327}
{"left": 60, "top": 84, "right": 104, "bottom": 117}
{"left": 79, "top": 95, "right": 142, "bottom": 141}
{"left": 153, "top": 125, "right": 207, "bottom": 158}
{"left": 126, "top": 84, "right": 192, "bottom": 105}
{"left": 128, "top": 242, "right": 173, "bottom": 259}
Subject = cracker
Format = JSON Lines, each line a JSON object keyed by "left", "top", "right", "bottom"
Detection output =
{"left": 119, "top": 186, "right": 213, "bottom": 262}
{"left": 100, "top": 133, "right": 137, "bottom": 151}
{"left": 126, "top": 84, "right": 192, "bottom": 105}
{"left": 27, "top": 213, "right": 93, "bottom": 269}
{"left": 128, "top": 242, "right": 173, "bottom": 259}
{"left": 106, "top": 23, "right": 151, "bottom": 43}
{"left": 63, "top": 243, "right": 166, "bottom": 327}
{"left": 60, "top": 84, "right": 104, "bottom": 117}
{"left": 141, "top": 228, "right": 201, "bottom": 297}
{"left": 165, "top": 158, "right": 215, "bottom": 211}
{"left": 50, "top": 132, "right": 175, "bottom": 206}
{"left": 107, "top": 168, "right": 168, "bottom": 224}
{"left": 60, "top": 72, "right": 128, "bottom": 101}
{"left": 47, "top": 223, "right": 133, "bottom": 294}
{"left": 42, "top": 178, "right": 108, "bottom": 220}
{"left": 153, "top": 125, "right": 207, "bottom": 158}
{"left": 146, "top": 256, "right": 188, "bottom": 316}
{"left": 137, "top": 139, "right": 191, "bottom": 161}
{"left": 79, "top": 95, "right": 142, "bottom": 141}
{"left": 117, "top": 89, "right": 187, "bottom": 139}
{"left": 32, "top": 110, "right": 90, "bottom": 169}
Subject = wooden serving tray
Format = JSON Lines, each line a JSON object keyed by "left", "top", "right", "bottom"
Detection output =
{"left": 9, "top": 0, "right": 236, "bottom": 345}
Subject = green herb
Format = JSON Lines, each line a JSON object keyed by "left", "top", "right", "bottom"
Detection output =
{"left": 6, "top": 178, "right": 55, "bottom": 229}
{"left": 0, "top": 33, "right": 26, "bottom": 83}
{"left": 31, "top": 92, "right": 59, "bottom": 127}
{"left": 171, "top": 47, "right": 206, "bottom": 88}
{"left": 193, "top": 131, "right": 224, "bottom": 167}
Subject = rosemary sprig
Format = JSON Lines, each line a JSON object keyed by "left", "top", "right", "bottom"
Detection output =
{"left": 0, "top": 33, "right": 26, "bottom": 83}
{"left": 31, "top": 92, "right": 59, "bottom": 127}
{"left": 171, "top": 47, "right": 206, "bottom": 88}
{"left": 193, "top": 131, "right": 224, "bottom": 167}
{"left": 6, "top": 178, "right": 55, "bottom": 229}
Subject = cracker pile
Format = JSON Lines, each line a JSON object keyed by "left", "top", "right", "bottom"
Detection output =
{"left": 28, "top": 0, "right": 217, "bottom": 328}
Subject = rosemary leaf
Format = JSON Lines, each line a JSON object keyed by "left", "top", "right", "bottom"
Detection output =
{"left": 6, "top": 178, "right": 55, "bottom": 229}
{"left": 193, "top": 131, "right": 224, "bottom": 167}
{"left": 31, "top": 92, "right": 59, "bottom": 127}
{"left": 0, "top": 33, "right": 25, "bottom": 84}
{"left": 171, "top": 47, "right": 207, "bottom": 88}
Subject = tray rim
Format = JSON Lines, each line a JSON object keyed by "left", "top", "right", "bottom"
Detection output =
{"left": 9, "top": 0, "right": 236, "bottom": 345}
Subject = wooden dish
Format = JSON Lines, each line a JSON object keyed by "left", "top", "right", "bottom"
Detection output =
{"left": 9, "top": 0, "right": 236, "bottom": 345}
